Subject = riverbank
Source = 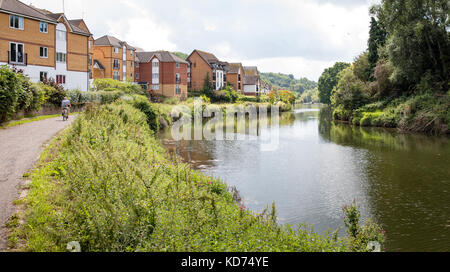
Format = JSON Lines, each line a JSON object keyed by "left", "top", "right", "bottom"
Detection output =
{"left": 8, "top": 102, "right": 383, "bottom": 252}
{"left": 332, "top": 92, "right": 450, "bottom": 135}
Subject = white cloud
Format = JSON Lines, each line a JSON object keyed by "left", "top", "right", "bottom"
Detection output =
{"left": 24, "top": 0, "right": 378, "bottom": 81}
{"left": 241, "top": 57, "right": 335, "bottom": 82}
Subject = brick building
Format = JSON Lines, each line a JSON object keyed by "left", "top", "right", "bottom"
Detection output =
{"left": 92, "top": 35, "right": 136, "bottom": 82}
{"left": 135, "top": 51, "right": 188, "bottom": 99}
{"left": 0, "top": 0, "right": 92, "bottom": 90}
{"left": 187, "top": 49, "right": 227, "bottom": 91}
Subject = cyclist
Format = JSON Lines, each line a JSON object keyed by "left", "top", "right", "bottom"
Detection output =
{"left": 61, "top": 97, "right": 71, "bottom": 121}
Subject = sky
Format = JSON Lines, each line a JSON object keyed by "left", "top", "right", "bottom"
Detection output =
{"left": 27, "top": 0, "right": 379, "bottom": 81}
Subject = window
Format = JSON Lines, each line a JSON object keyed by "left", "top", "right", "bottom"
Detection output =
{"left": 113, "top": 71, "right": 120, "bottom": 80}
{"left": 88, "top": 55, "right": 92, "bottom": 65}
{"left": 152, "top": 61, "right": 159, "bottom": 68}
{"left": 40, "top": 47, "right": 48, "bottom": 58}
{"left": 176, "top": 73, "right": 181, "bottom": 83}
{"left": 10, "top": 43, "right": 24, "bottom": 64}
{"left": 176, "top": 85, "right": 181, "bottom": 94}
{"left": 114, "top": 47, "right": 119, "bottom": 54}
{"left": 153, "top": 84, "right": 159, "bottom": 90}
{"left": 130, "top": 73, "right": 133, "bottom": 78}
{"left": 130, "top": 50, "right": 133, "bottom": 56}
{"left": 136, "top": 73, "right": 140, "bottom": 79}
{"left": 136, "top": 62, "right": 139, "bottom": 68}
{"left": 88, "top": 40, "right": 92, "bottom": 49}
{"left": 152, "top": 73, "right": 159, "bottom": 79}
{"left": 130, "top": 61, "right": 133, "bottom": 67}
{"left": 56, "top": 30, "right": 66, "bottom": 41}
{"left": 113, "top": 59, "right": 120, "bottom": 69}
{"left": 10, "top": 15, "right": 24, "bottom": 30}
{"left": 56, "top": 75, "right": 66, "bottom": 84}
{"left": 40, "top": 22, "right": 48, "bottom": 33}
{"left": 40, "top": 72, "right": 47, "bottom": 82}
{"left": 193, "top": 63, "right": 196, "bottom": 68}
{"left": 56, "top": 52, "right": 66, "bottom": 63}
{"left": 176, "top": 62, "right": 180, "bottom": 68}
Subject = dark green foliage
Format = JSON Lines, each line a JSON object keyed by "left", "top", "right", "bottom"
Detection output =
{"left": 0, "top": 65, "right": 46, "bottom": 123}
{"left": 373, "top": 0, "right": 449, "bottom": 89}
{"left": 40, "top": 78, "right": 66, "bottom": 106}
{"left": 318, "top": 62, "right": 351, "bottom": 104}
{"left": 128, "top": 96, "right": 160, "bottom": 132}
{"left": 368, "top": 17, "right": 387, "bottom": 77}
{"left": 201, "top": 72, "right": 214, "bottom": 98}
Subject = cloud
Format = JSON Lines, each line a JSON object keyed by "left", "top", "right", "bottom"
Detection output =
{"left": 25, "top": 0, "right": 379, "bottom": 81}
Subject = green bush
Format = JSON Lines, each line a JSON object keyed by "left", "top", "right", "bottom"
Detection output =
{"left": 0, "top": 65, "right": 21, "bottom": 122}
{"left": 93, "top": 78, "right": 146, "bottom": 95}
{"left": 126, "top": 95, "right": 160, "bottom": 132}
{"left": 0, "top": 66, "right": 47, "bottom": 123}
{"left": 39, "top": 80, "right": 66, "bottom": 107}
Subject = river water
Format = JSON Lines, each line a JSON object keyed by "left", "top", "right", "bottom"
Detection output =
{"left": 158, "top": 104, "right": 450, "bottom": 252}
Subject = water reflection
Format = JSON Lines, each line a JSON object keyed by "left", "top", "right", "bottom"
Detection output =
{"left": 159, "top": 104, "right": 450, "bottom": 252}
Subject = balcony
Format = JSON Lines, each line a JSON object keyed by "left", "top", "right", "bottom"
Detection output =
{"left": 8, "top": 51, "right": 27, "bottom": 66}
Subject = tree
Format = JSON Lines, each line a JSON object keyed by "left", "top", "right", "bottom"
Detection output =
{"left": 372, "top": 0, "right": 449, "bottom": 90}
{"left": 318, "top": 62, "right": 350, "bottom": 104}
{"left": 201, "top": 72, "right": 214, "bottom": 98}
{"left": 353, "top": 52, "right": 371, "bottom": 82}
{"left": 331, "top": 67, "right": 367, "bottom": 111}
{"left": 368, "top": 17, "right": 387, "bottom": 78}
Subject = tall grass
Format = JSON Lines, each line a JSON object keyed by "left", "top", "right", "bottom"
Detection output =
{"left": 20, "top": 103, "right": 380, "bottom": 252}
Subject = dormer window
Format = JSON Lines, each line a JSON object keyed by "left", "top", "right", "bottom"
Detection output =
{"left": 40, "top": 22, "right": 48, "bottom": 33}
{"left": 10, "top": 15, "right": 24, "bottom": 30}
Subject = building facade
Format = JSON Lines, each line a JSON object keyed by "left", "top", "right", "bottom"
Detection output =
{"left": 187, "top": 50, "right": 226, "bottom": 91}
{"left": 0, "top": 0, "right": 91, "bottom": 91}
{"left": 225, "top": 63, "right": 244, "bottom": 92}
{"left": 92, "top": 35, "right": 136, "bottom": 82}
{"left": 135, "top": 51, "right": 188, "bottom": 99}
{"left": 243, "top": 66, "right": 261, "bottom": 96}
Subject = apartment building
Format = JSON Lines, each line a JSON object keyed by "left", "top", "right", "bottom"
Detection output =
{"left": 92, "top": 35, "right": 136, "bottom": 82}
{"left": 135, "top": 51, "right": 188, "bottom": 99}
{"left": 0, "top": 0, "right": 92, "bottom": 90}
{"left": 243, "top": 66, "right": 261, "bottom": 96}
{"left": 225, "top": 62, "right": 244, "bottom": 92}
{"left": 187, "top": 50, "right": 226, "bottom": 91}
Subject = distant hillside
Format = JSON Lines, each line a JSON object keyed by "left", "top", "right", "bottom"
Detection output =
{"left": 260, "top": 72, "right": 317, "bottom": 93}
{"left": 172, "top": 52, "right": 188, "bottom": 60}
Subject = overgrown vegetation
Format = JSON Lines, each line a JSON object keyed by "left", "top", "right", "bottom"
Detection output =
{"left": 320, "top": 0, "right": 449, "bottom": 135}
{"left": 15, "top": 103, "right": 384, "bottom": 252}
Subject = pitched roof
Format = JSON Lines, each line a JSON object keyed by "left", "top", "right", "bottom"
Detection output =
{"left": 243, "top": 66, "right": 259, "bottom": 76}
{"left": 94, "top": 35, "right": 136, "bottom": 50}
{"left": 68, "top": 19, "right": 91, "bottom": 35}
{"left": 188, "top": 49, "right": 221, "bottom": 65}
{"left": 136, "top": 51, "right": 189, "bottom": 64}
{"left": 0, "top": 0, "right": 55, "bottom": 23}
{"left": 225, "top": 63, "right": 242, "bottom": 74}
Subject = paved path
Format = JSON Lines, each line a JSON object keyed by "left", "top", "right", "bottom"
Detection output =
{"left": 0, "top": 116, "right": 75, "bottom": 251}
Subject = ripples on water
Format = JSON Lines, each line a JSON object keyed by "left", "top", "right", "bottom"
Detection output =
{"left": 159, "top": 104, "right": 450, "bottom": 252}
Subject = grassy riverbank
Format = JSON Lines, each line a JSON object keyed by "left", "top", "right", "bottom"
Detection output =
{"left": 333, "top": 92, "right": 450, "bottom": 135}
{"left": 10, "top": 102, "right": 384, "bottom": 252}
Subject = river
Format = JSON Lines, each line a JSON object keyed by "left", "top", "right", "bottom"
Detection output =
{"left": 158, "top": 104, "right": 450, "bottom": 252}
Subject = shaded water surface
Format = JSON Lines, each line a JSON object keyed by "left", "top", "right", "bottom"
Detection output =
{"left": 158, "top": 104, "right": 450, "bottom": 252}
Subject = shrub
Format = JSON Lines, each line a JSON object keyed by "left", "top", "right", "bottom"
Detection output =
{"left": 0, "top": 65, "right": 21, "bottom": 122}
{"left": 343, "top": 202, "right": 385, "bottom": 252}
{"left": 126, "top": 95, "right": 160, "bottom": 132}
{"left": 93, "top": 78, "right": 146, "bottom": 95}
{"left": 163, "top": 97, "right": 180, "bottom": 105}
{"left": 278, "top": 90, "right": 296, "bottom": 104}
{"left": 39, "top": 79, "right": 66, "bottom": 106}
{"left": 0, "top": 66, "right": 47, "bottom": 123}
